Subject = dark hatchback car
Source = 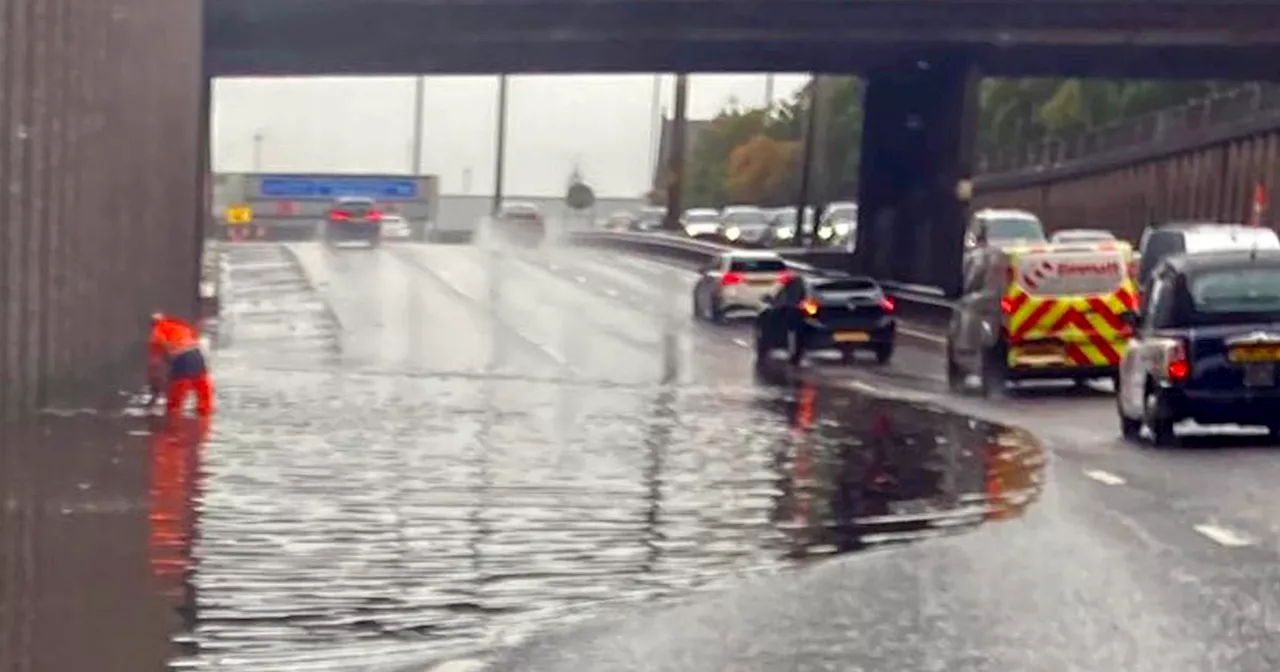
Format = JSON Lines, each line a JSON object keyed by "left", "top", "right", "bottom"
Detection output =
{"left": 1117, "top": 250, "right": 1280, "bottom": 446}
{"left": 323, "top": 196, "right": 383, "bottom": 247}
{"left": 754, "top": 274, "right": 896, "bottom": 366}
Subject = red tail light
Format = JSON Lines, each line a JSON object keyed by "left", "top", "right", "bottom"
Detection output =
{"left": 880, "top": 297, "right": 895, "bottom": 312}
{"left": 1166, "top": 339, "right": 1189, "bottom": 382}
{"left": 777, "top": 270, "right": 793, "bottom": 283}
{"left": 366, "top": 210, "right": 383, "bottom": 222}
{"left": 329, "top": 210, "right": 351, "bottom": 221}
{"left": 800, "top": 298, "right": 819, "bottom": 316}
{"left": 720, "top": 272, "right": 743, "bottom": 286}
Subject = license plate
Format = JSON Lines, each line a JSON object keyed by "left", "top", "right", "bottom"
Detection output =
{"left": 890, "top": 499, "right": 936, "bottom": 516}
{"left": 1020, "top": 342, "right": 1062, "bottom": 356}
{"left": 1244, "top": 362, "right": 1275, "bottom": 387}
{"left": 834, "top": 331, "right": 869, "bottom": 343}
{"left": 1229, "top": 345, "right": 1280, "bottom": 363}
{"left": 747, "top": 279, "right": 775, "bottom": 286}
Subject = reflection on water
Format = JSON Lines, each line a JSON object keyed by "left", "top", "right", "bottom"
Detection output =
{"left": 753, "top": 365, "right": 1046, "bottom": 558}
{"left": 0, "top": 374, "right": 1046, "bottom": 672}
{"left": 1, "top": 246, "right": 1047, "bottom": 672}
{"left": 0, "top": 413, "right": 192, "bottom": 672}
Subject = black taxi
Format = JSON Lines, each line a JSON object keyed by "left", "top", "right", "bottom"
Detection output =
{"left": 1116, "top": 249, "right": 1280, "bottom": 446}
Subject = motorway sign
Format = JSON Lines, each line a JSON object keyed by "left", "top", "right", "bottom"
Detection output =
{"left": 225, "top": 204, "right": 252, "bottom": 225}
{"left": 566, "top": 182, "right": 595, "bottom": 211}
{"left": 258, "top": 176, "right": 419, "bottom": 200}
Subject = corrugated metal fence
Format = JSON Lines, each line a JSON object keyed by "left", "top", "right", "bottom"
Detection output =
{"left": 0, "top": 0, "right": 203, "bottom": 418}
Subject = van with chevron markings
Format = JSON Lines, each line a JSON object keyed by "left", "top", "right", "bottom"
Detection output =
{"left": 946, "top": 240, "right": 1139, "bottom": 396}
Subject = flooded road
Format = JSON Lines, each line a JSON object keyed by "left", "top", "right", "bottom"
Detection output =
{"left": 0, "top": 241, "right": 1042, "bottom": 671}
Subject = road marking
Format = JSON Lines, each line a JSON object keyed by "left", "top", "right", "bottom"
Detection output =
{"left": 1193, "top": 523, "right": 1254, "bottom": 548}
{"left": 604, "top": 288, "right": 618, "bottom": 297}
{"left": 899, "top": 326, "right": 946, "bottom": 344}
{"left": 732, "top": 338, "right": 750, "bottom": 348}
{"left": 1084, "top": 469, "right": 1126, "bottom": 486}
{"left": 849, "top": 380, "right": 879, "bottom": 393}
{"left": 430, "top": 659, "right": 487, "bottom": 672}
{"left": 574, "top": 275, "right": 587, "bottom": 283}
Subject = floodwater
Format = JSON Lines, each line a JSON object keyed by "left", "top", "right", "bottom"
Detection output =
{"left": 0, "top": 242, "right": 1043, "bottom": 672}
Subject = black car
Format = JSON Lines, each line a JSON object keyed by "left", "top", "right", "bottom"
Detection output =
{"left": 1116, "top": 249, "right": 1280, "bottom": 446}
{"left": 754, "top": 274, "right": 896, "bottom": 365}
{"left": 323, "top": 196, "right": 383, "bottom": 247}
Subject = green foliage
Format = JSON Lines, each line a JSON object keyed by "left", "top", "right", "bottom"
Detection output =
{"left": 681, "top": 78, "right": 1219, "bottom": 208}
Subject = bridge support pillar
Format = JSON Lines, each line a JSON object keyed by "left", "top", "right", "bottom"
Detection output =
{"left": 854, "top": 56, "right": 979, "bottom": 297}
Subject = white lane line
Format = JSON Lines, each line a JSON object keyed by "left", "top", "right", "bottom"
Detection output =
{"left": 1193, "top": 523, "right": 1254, "bottom": 548}
{"left": 574, "top": 275, "right": 587, "bottom": 283}
{"left": 899, "top": 326, "right": 946, "bottom": 344}
{"left": 849, "top": 380, "right": 879, "bottom": 393}
{"left": 430, "top": 659, "right": 487, "bottom": 672}
{"left": 1084, "top": 469, "right": 1126, "bottom": 486}
{"left": 732, "top": 338, "right": 750, "bottom": 348}
{"left": 604, "top": 288, "right": 618, "bottom": 297}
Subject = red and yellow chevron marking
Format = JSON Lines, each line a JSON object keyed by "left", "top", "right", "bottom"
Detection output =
{"left": 1002, "top": 282, "right": 1137, "bottom": 369}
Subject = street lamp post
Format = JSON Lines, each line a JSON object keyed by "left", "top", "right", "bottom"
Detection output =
{"left": 492, "top": 75, "right": 509, "bottom": 217}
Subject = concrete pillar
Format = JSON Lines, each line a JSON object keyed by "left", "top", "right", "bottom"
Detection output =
{"left": 854, "top": 55, "right": 979, "bottom": 298}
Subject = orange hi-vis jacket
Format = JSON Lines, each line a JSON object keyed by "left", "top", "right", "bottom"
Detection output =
{"left": 149, "top": 317, "right": 201, "bottom": 363}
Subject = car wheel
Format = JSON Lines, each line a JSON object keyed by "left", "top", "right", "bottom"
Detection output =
{"left": 945, "top": 342, "right": 966, "bottom": 393}
{"left": 691, "top": 292, "right": 703, "bottom": 321}
{"left": 710, "top": 297, "right": 726, "bottom": 324}
{"left": 754, "top": 324, "right": 773, "bottom": 363}
{"left": 978, "top": 344, "right": 1007, "bottom": 398}
{"left": 787, "top": 329, "right": 805, "bottom": 366}
{"left": 1143, "top": 387, "right": 1176, "bottom": 447}
{"left": 873, "top": 343, "right": 893, "bottom": 365}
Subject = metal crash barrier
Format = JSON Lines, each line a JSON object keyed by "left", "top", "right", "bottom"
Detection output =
{"left": 562, "top": 230, "right": 957, "bottom": 327}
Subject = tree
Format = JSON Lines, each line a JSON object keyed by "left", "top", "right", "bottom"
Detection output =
{"left": 682, "top": 77, "right": 1223, "bottom": 208}
{"left": 724, "top": 135, "right": 801, "bottom": 205}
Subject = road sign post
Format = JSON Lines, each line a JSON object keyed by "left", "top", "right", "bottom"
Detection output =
{"left": 566, "top": 182, "right": 595, "bottom": 211}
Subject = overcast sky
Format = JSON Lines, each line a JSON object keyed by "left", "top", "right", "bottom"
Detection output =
{"left": 211, "top": 74, "right": 809, "bottom": 198}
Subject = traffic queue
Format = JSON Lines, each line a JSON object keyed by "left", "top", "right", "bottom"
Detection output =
{"left": 657, "top": 200, "right": 1280, "bottom": 447}
{"left": 954, "top": 212, "right": 1280, "bottom": 446}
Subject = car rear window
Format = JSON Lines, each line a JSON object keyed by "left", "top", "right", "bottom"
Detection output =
{"left": 1188, "top": 267, "right": 1280, "bottom": 314}
{"left": 335, "top": 199, "right": 374, "bottom": 215}
{"left": 987, "top": 217, "right": 1046, "bottom": 243}
{"left": 814, "top": 278, "right": 880, "bottom": 301}
{"left": 1014, "top": 250, "right": 1128, "bottom": 296}
{"left": 503, "top": 208, "right": 541, "bottom": 221}
{"left": 729, "top": 258, "right": 787, "bottom": 273}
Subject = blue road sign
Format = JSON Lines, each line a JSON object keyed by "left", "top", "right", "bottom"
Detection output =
{"left": 258, "top": 176, "right": 419, "bottom": 200}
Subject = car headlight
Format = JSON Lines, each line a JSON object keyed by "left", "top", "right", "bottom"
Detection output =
{"left": 775, "top": 227, "right": 794, "bottom": 239}
{"left": 833, "top": 221, "right": 852, "bottom": 236}
{"left": 817, "top": 226, "right": 834, "bottom": 240}
{"left": 724, "top": 226, "right": 741, "bottom": 241}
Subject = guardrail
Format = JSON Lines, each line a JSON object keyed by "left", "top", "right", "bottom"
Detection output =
{"left": 562, "top": 229, "right": 956, "bottom": 327}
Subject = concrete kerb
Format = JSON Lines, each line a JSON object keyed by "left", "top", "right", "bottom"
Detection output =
{"left": 275, "top": 242, "right": 346, "bottom": 333}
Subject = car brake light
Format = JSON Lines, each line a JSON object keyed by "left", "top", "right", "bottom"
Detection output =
{"left": 720, "top": 272, "right": 743, "bottom": 286}
{"left": 777, "top": 270, "right": 793, "bottom": 283}
{"left": 880, "top": 297, "right": 895, "bottom": 312}
{"left": 800, "top": 298, "right": 819, "bottom": 316}
{"left": 366, "top": 210, "right": 383, "bottom": 221}
{"left": 330, "top": 210, "right": 350, "bottom": 221}
{"left": 1166, "top": 339, "right": 1189, "bottom": 382}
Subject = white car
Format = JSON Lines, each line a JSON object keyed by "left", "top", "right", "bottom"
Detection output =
{"left": 380, "top": 214, "right": 412, "bottom": 240}
{"left": 692, "top": 251, "right": 792, "bottom": 322}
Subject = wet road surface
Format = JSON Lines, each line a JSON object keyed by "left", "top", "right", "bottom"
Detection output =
{"left": 5, "top": 239, "right": 1280, "bottom": 672}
